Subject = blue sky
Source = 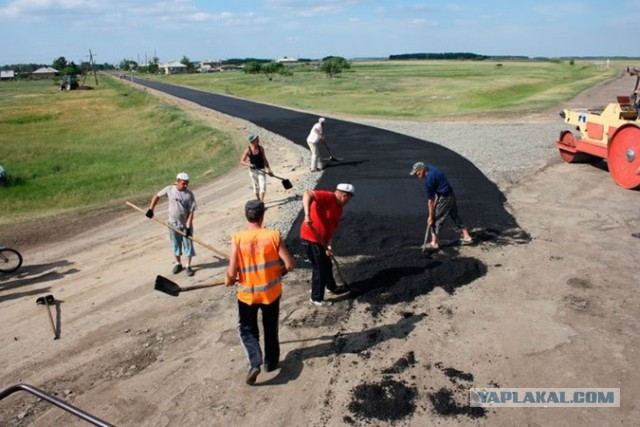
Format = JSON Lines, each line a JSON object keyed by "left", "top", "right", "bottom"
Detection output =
{"left": 1, "top": 0, "right": 639, "bottom": 65}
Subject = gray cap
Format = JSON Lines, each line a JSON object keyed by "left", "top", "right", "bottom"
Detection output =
{"left": 248, "top": 134, "right": 259, "bottom": 143}
{"left": 409, "top": 162, "right": 425, "bottom": 175}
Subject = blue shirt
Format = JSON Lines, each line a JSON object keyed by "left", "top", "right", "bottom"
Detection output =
{"left": 424, "top": 165, "right": 452, "bottom": 201}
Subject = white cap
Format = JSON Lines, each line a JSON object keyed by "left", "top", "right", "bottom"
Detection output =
{"left": 319, "top": 117, "right": 326, "bottom": 123}
{"left": 336, "top": 183, "right": 355, "bottom": 196}
{"left": 176, "top": 172, "right": 190, "bottom": 181}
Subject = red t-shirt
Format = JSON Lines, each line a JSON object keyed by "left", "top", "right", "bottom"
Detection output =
{"left": 300, "top": 190, "right": 343, "bottom": 244}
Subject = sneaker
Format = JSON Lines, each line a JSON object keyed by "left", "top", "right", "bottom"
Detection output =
{"left": 172, "top": 264, "right": 183, "bottom": 274}
{"left": 246, "top": 366, "right": 260, "bottom": 385}
{"left": 329, "top": 286, "right": 350, "bottom": 295}
{"left": 186, "top": 267, "right": 195, "bottom": 277}
{"left": 309, "top": 299, "right": 332, "bottom": 307}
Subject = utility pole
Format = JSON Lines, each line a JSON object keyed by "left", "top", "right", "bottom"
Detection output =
{"left": 88, "top": 49, "right": 98, "bottom": 86}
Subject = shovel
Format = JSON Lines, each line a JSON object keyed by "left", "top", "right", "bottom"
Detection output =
{"left": 307, "top": 224, "right": 349, "bottom": 286}
{"left": 268, "top": 172, "right": 293, "bottom": 189}
{"left": 36, "top": 294, "right": 58, "bottom": 339}
{"left": 126, "top": 201, "right": 228, "bottom": 259}
{"left": 421, "top": 224, "right": 432, "bottom": 253}
{"left": 320, "top": 139, "right": 341, "bottom": 162}
{"left": 155, "top": 275, "right": 226, "bottom": 297}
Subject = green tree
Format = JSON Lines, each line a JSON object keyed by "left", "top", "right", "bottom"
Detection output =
{"left": 52, "top": 56, "right": 67, "bottom": 72}
{"left": 62, "top": 61, "right": 81, "bottom": 76}
{"left": 147, "top": 56, "right": 160, "bottom": 74}
{"left": 180, "top": 56, "right": 193, "bottom": 72}
{"left": 119, "top": 59, "right": 138, "bottom": 71}
{"left": 262, "top": 61, "right": 284, "bottom": 80}
{"left": 321, "top": 56, "right": 350, "bottom": 78}
{"left": 243, "top": 61, "right": 262, "bottom": 74}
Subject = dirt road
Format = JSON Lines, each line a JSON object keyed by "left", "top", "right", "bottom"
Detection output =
{"left": 0, "top": 74, "right": 638, "bottom": 426}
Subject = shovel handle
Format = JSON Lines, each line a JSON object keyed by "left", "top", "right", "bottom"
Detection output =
{"left": 126, "top": 201, "right": 228, "bottom": 259}
{"left": 180, "top": 281, "right": 227, "bottom": 292}
{"left": 307, "top": 224, "right": 349, "bottom": 286}
{"left": 38, "top": 299, "right": 58, "bottom": 339}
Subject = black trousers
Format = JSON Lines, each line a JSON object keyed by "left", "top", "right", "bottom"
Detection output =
{"left": 301, "top": 239, "right": 337, "bottom": 302}
{"left": 237, "top": 297, "right": 280, "bottom": 370}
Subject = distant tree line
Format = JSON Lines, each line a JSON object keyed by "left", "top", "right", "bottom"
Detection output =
{"left": 389, "top": 52, "right": 489, "bottom": 60}
{"left": 1, "top": 57, "right": 115, "bottom": 76}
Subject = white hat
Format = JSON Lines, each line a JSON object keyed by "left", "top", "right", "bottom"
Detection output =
{"left": 176, "top": 172, "right": 190, "bottom": 181}
{"left": 336, "top": 183, "right": 355, "bottom": 196}
{"left": 319, "top": 117, "right": 326, "bottom": 123}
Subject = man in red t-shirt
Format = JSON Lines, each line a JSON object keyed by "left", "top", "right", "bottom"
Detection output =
{"left": 300, "top": 183, "right": 355, "bottom": 307}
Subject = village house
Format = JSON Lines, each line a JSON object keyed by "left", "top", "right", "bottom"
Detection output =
{"left": 0, "top": 70, "right": 15, "bottom": 80}
{"left": 31, "top": 67, "right": 58, "bottom": 79}
{"left": 158, "top": 61, "right": 187, "bottom": 75}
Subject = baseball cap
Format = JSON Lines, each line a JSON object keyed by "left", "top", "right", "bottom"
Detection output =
{"left": 245, "top": 199, "right": 266, "bottom": 214}
{"left": 336, "top": 183, "right": 355, "bottom": 196}
{"left": 319, "top": 117, "right": 326, "bottom": 123}
{"left": 176, "top": 172, "right": 190, "bottom": 181}
{"left": 409, "top": 162, "right": 425, "bottom": 176}
{"left": 248, "top": 134, "right": 259, "bottom": 142}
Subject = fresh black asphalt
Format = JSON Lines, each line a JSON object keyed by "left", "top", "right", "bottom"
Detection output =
{"left": 133, "top": 77, "right": 526, "bottom": 301}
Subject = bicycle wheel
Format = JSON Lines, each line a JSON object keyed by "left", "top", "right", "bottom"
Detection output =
{"left": 0, "top": 248, "right": 22, "bottom": 273}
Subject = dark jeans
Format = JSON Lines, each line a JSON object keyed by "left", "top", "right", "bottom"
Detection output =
{"left": 301, "top": 239, "right": 337, "bottom": 302}
{"left": 237, "top": 297, "right": 280, "bottom": 370}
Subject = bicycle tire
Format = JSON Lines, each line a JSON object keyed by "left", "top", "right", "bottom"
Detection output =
{"left": 0, "top": 248, "right": 22, "bottom": 273}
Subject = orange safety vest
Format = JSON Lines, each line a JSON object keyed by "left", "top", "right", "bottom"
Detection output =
{"left": 233, "top": 228, "right": 283, "bottom": 305}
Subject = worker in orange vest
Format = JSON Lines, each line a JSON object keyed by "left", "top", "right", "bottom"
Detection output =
{"left": 225, "top": 199, "right": 295, "bottom": 385}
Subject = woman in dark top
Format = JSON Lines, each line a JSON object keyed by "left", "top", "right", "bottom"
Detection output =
{"left": 241, "top": 134, "right": 272, "bottom": 201}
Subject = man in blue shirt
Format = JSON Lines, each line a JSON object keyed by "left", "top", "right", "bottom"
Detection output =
{"left": 410, "top": 162, "right": 473, "bottom": 250}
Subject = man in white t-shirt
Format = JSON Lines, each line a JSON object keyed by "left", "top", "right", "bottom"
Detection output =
{"left": 306, "top": 117, "right": 325, "bottom": 172}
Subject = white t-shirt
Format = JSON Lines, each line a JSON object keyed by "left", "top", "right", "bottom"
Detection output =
{"left": 306, "top": 122, "right": 323, "bottom": 144}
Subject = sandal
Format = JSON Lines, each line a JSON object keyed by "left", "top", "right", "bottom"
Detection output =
{"left": 460, "top": 239, "right": 474, "bottom": 246}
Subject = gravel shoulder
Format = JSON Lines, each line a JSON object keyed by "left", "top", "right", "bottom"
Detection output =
{"left": 0, "top": 72, "right": 638, "bottom": 426}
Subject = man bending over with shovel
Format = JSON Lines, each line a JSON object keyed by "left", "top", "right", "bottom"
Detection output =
{"left": 225, "top": 200, "right": 295, "bottom": 385}
{"left": 410, "top": 162, "right": 473, "bottom": 251}
{"left": 300, "top": 183, "right": 354, "bottom": 307}
{"left": 146, "top": 172, "right": 197, "bottom": 276}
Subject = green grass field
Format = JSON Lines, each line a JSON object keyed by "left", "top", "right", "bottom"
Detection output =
{"left": 0, "top": 60, "right": 625, "bottom": 228}
{"left": 0, "top": 77, "right": 242, "bottom": 226}
{"left": 145, "top": 60, "right": 620, "bottom": 118}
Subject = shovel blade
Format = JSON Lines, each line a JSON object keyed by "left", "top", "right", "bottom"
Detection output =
{"left": 155, "top": 275, "right": 181, "bottom": 297}
{"left": 36, "top": 294, "right": 55, "bottom": 305}
{"left": 281, "top": 179, "right": 293, "bottom": 190}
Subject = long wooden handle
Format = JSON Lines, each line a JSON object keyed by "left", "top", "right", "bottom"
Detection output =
{"left": 126, "top": 201, "right": 228, "bottom": 259}
{"left": 43, "top": 303, "right": 58, "bottom": 339}
{"left": 320, "top": 139, "right": 334, "bottom": 156}
{"left": 307, "top": 223, "right": 348, "bottom": 285}
{"left": 180, "top": 281, "right": 227, "bottom": 292}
